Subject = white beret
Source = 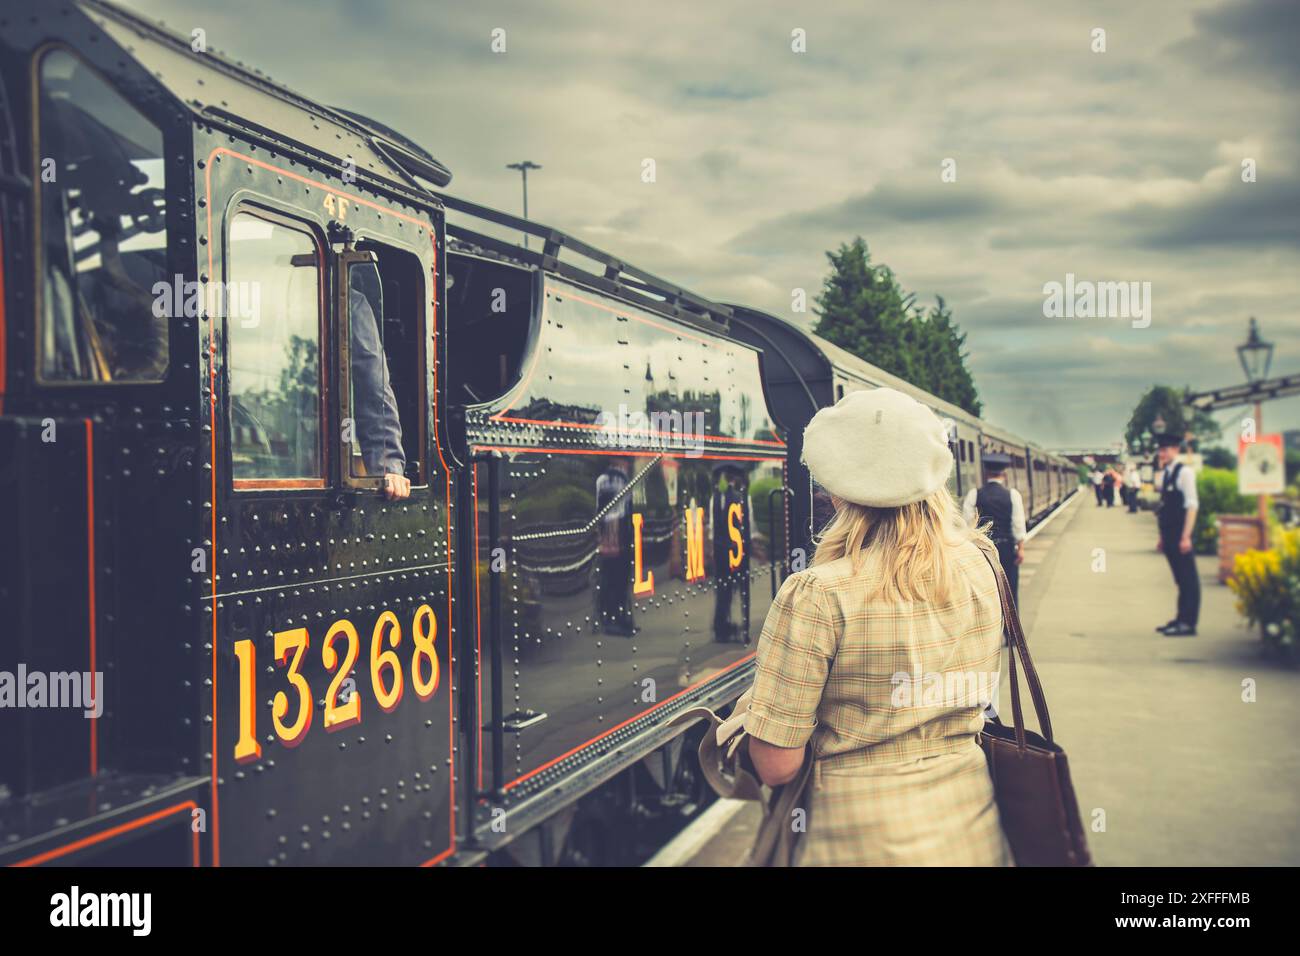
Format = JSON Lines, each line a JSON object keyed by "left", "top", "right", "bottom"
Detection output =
{"left": 802, "top": 388, "right": 953, "bottom": 507}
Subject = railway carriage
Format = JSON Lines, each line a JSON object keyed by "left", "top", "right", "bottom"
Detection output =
{"left": 727, "top": 306, "right": 1075, "bottom": 563}
{"left": 0, "top": 0, "right": 1076, "bottom": 867}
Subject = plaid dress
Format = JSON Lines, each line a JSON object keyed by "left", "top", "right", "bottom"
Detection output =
{"left": 744, "top": 539, "right": 1012, "bottom": 866}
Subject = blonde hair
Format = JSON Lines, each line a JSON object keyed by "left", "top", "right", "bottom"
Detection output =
{"left": 811, "top": 488, "right": 995, "bottom": 603}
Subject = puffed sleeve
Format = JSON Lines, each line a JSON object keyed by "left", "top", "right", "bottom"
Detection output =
{"left": 744, "top": 571, "right": 840, "bottom": 749}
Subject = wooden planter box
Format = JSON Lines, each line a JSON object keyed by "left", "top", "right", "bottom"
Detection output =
{"left": 1218, "top": 515, "right": 1266, "bottom": 584}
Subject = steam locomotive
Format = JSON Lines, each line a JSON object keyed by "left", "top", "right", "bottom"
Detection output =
{"left": 0, "top": 0, "right": 1075, "bottom": 866}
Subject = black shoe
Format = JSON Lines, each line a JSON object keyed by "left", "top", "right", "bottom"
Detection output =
{"left": 1162, "top": 622, "right": 1197, "bottom": 637}
{"left": 1155, "top": 619, "right": 1178, "bottom": 633}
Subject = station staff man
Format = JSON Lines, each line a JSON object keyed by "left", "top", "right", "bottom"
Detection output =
{"left": 1123, "top": 463, "right": 1141, "bottom": 513}
{"left": 962, "top": 452, "right": 1027, "bottom": 603}
{"left": 1154, "top": 434, "right": 1200, "bottom": 637}
{"left": 1090, "top": 467, "right": 1104, "bottom": 505}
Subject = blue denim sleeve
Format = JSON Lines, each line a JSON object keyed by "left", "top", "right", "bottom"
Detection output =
{"left": 349, "top": 288, "right": 406, "bottom": 476}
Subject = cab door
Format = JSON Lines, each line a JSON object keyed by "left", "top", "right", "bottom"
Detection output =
{"left": 205, "top": 145, "right": 456, "bottom": 866}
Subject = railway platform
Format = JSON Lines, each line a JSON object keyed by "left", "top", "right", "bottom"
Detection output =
{"left": 653, "top": 490, "right": 1300, "bottom": 866}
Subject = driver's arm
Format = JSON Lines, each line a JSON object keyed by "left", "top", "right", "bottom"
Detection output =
{"left": 349, "top": 289, "right": 409, "bottom": 500}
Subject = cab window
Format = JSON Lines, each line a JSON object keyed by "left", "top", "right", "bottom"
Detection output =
{"left": 227, "top": 211, "right": 324, "bottom": 487}
{"left": 36, "top": 48, "right": 168, "bottom": 383}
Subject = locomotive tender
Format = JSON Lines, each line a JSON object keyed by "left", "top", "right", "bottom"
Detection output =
{"left": 0, "top": 0, "right": 1075, "bottom": 866}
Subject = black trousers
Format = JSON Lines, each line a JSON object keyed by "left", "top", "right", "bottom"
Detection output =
{"left": 1161, "top": 544, "right": 1201, "bottom": 627}
{"left": 996, "top": 539, "right": 1020, "bottom": 607}
{"left": 713, "top": 571, "right": 734, "bottom": 640}
{"left": 1094, "top": 484, "right": 1104, "bottom": 505}
{"left": 597, "top": 552, "right": 633, "bottom": 632}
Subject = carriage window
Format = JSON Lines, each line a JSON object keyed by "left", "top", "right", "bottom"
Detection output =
{"left": 37, "top": 48, "right": 168, "bottom": 382}
{"left": 227, "top": 212, "right": 323, "bottom": 486}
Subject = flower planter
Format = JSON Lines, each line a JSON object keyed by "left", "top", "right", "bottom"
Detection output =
{"left": 1218, "top": 515, "right": 1266, "bottom": 584}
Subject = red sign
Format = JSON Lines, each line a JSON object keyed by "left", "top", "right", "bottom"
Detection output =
{"left": 1238, "top": 433, "right": 1284, "bottom": 495}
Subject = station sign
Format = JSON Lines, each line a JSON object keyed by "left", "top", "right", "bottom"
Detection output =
{"left": 1238, "top": 434, "right": 1285, "bottom": 495}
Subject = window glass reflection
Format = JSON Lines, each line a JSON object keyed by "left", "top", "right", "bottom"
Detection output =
{"left": 38, "top": 49, "right": 168, "bottom": 382}
{"left": 228, "top": 213, "right": 321, "bottom": 482}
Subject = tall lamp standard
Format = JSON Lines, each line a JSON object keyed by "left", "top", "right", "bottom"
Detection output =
{"left": 506, "top": 160, "right": 542, "bottom": 250}
{"left": 1238, "top": 316, "right": 1275, "bottom": 547}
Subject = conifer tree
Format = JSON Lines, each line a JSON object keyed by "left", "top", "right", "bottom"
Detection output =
{"left": 813, "top": 238, "right": 982, "bottom": 416}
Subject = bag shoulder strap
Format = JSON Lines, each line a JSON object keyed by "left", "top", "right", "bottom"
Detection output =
{"left": 976, "top": 542, "right": 1055, "bottom": 748}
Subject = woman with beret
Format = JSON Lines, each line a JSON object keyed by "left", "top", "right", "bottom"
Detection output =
{"left": 743, "top": 387, "right": 1012, "bottom": 866}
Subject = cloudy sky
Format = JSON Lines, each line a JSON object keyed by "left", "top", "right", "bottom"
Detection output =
{"left": 127, "top": 0, "right": 1300, "bottom": 448}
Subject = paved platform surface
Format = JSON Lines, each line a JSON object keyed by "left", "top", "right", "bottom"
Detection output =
{"left": 670, "top": 492, "right": 1300, "bottom": 866}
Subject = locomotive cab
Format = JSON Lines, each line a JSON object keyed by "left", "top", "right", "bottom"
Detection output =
{"left": 2, "top": 0, "right": 458, "bottom": 866}
{"left": 2, "top": 17, "right": 204, "bottom": 846}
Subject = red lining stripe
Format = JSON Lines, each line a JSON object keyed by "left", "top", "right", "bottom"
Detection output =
{"left": 489, "top": 414, "right": 786, "bottom": 447}
{"left": 11, "top": 800, "right": 200, "bottom": 867}
{"left": 472, "top": 445, "right": 784, "bottom": 463}
{"left": 504, "top": 652, "right": 755, "bottom": 791}
{"left": 489, "top": 282, "right": 779, "bottom": 447}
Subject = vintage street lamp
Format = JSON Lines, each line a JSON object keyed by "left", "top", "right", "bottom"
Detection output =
{"left": 1237, "top": 316, "right": 1274, "bottom": 384}
{"left": 1238, "top": 317, "right": 1275, "bottom": 547}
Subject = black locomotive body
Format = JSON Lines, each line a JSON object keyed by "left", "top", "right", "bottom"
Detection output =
{"left": 0, "top": 0, "right": 1075, "bottom": 867}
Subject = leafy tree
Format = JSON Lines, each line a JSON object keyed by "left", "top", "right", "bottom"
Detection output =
{"left": 1201, "top": 446, "right": 1237, "bottom": 470}
{"left": 813, "top": 238, "right": 910, "bottom": 377}
{"left": 813, "top": 238, "right": 981, "bottom": 416}
{"left": 1125, "top": 385, "right": 1220, "bottom": 450}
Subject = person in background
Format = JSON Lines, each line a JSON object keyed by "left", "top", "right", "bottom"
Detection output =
{"left": 743, "top": 388, "right": 1012, "bottom": 866}
{"left": 1102, "top": 466, "right": 1118, "bottom": 507}
{"left": 1154, "top": 434, "right": 1200, "bottom": 637}
{"left": 963, "top": 452, "right": 1027, "bottom": 605}
{"left": 595, "top": 458, "right": 635, "bottom": 636}
{"left": 1124, "top": 463, "right": 1141, "bottom": 513}
{"left": 1090, "top": 467, "right": 1104, "bottom": 506}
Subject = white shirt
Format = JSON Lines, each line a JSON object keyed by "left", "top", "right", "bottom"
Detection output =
{"left": 1124, "top": 469, "right": 1140, "bottom": 488}
{"left": 1157, "top": 462, "right": 1199, "bottom": 510}
{"left": 1089, "top": 470, "right": 1103, "bottom": 485}
{"left": 962, "top": 479, "right": 1027, "bottom": 543}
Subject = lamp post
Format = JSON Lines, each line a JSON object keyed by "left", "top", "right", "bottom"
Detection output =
{"left": 506, "top": 160, "right": 541, "bottom": 250}
{"left": 1238, "top": 317, "right": 1276, "bottom": 547}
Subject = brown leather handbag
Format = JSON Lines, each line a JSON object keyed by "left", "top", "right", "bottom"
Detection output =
{"left": 978, "top": 547, "right": 1093, "bottom": 866}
